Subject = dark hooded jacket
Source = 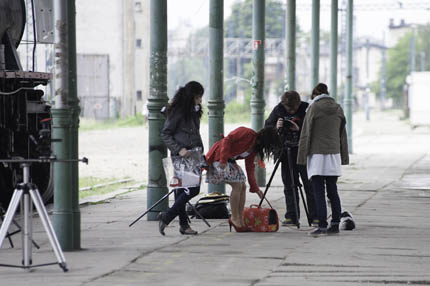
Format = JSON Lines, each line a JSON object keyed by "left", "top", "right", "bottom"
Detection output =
{"left": 297, "top": 96, "right": 349, "bottom": 166}
{"left": 160, "top": 109, "right": 203, "bottom": 155}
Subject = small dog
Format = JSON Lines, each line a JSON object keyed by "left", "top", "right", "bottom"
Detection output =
{"left": 340, "top": 211, "right": 356, "bottom": 230}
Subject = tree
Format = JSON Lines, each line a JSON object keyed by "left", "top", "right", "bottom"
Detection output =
{"left": 380, "top": 24, "right": 430, "bottom": 107}
{"left": 225, "top": 0, "right": 286, "bottom": 38}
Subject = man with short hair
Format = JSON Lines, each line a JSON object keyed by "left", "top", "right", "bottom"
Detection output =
{"left": 264, "top": 91, "right": 317, "bottom": 227}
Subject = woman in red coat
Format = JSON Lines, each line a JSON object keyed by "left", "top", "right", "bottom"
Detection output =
{"left": 206, "top": 126, "right": 280, "bottom": 232}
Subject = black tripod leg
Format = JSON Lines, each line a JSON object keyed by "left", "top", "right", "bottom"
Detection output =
{"left": 287, "top": 147, "right": 300, "bottom": 229}
{"left": 187, "top": 202, "right": 211, "bottom": 227}
{"left": 258, "top": 157, "right": 282, "bottom": 208}
{"left": 298, "top": 184, "right": 311, "bottom": 226}
{"left": 129, "top": 188, "right": 176, "bottom": 227}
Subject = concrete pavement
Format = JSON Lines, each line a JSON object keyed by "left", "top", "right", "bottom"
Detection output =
{"left": 1, "top": 110, "right": 430, "bottom": 285}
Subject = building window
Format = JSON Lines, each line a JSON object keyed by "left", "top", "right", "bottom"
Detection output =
{"left": 136, "top": 39, "right": 142, "bottom": 48}
{"left": 136, "top": 90, "right": 142, "bottom": 101}
{"left": 135, "top": 1, "right": 142, "bottom": 13}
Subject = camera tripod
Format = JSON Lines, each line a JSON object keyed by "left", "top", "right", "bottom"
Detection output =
{"left": 258, "top": 146, "right": 311, "bottom": 228}
{"left": 0, "top": 159, "right": 69, "bottom": 272}
{"left": 0, "top": 204, "right": 40, "bottom": 249}
{"left": 129, "top": 187, "right": 211, "bottom": 228}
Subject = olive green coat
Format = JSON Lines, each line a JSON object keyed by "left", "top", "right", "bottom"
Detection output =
{"left": 297, "top": 96, "right": 349, "bottom": 166}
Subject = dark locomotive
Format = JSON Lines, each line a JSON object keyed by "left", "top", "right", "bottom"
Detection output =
{"left": 0, "top": 0, "right": 53, "bottom": 207}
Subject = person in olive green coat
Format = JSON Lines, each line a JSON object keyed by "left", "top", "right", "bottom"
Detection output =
{"left": 297, "top": 83, "right": 349, "bottom": 237}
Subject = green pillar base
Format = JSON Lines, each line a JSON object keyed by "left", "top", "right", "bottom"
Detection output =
{"left": 72, "top": 211, "right": 81, "bottom": 249}
{"left": 52, "top": 212, "right": 74, "bottom": 251}
{"left": 147, "top": 186, "right": 169, "bottom": 221}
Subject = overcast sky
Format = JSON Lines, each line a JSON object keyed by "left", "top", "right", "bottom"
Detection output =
{"left": 167, "top": 0, "right": 430, "bottom": 40}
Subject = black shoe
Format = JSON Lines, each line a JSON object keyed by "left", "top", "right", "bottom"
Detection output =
{"left": 311, "top": 219, "right": 319, "bottom": 227}
{"left": 179, "top": 226, "right": 198, "bottom": 235}
{"left": 158, "top": 212, "right": 167, "bottom": 236}
{"left": 282, "top": 218, "right": 298, "bottom": 227}
{"left": 327, "top": 223, "right": 340, "bottom": 234}
{"left": 309, "top": 227, "right": 328, "bottom": 237}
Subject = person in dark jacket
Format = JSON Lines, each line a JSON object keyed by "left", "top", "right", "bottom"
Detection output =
{"left": 158, "top": 81, "right": 204, "bottom": 236}
{"left": 265, "top": 90, "right": 317, "bottom": 227}
{"left": 297, "top": 83, "right": 349, "bottom": 237}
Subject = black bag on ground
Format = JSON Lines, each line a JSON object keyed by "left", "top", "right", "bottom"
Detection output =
{"left": 187, "top": 193, "right": 230, "bottom": 219}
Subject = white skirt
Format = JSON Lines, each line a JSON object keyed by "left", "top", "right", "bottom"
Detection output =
{"left": 306, "top": 153, "right": 342, "bottom": 179}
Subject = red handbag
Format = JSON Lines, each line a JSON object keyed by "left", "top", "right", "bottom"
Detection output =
{"left": 243, "top": 204, "right": 279, "bottom": 232}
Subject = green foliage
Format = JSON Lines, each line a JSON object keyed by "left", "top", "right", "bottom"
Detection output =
{"left": 378, "top": 24, "right": 430, "bottom": 107}
{"left": 79, "top": 177, "right": 139, "bottom": 200}
{"left": 79, "top": 114, "right": 146, "bottom": 132}
{"left": 224, "top": 93, "right": 251, "bottom": 123}
{"left": 386, "top": 32, "right": 411, "bottom": 106}
{"left": 225, "top": 0, "right": 286, "bottom": 38}
{"left": 168, "top": 57, "right": 208, "bottom": 99}
{"left": 416, "top": 25, "right": 430, "bottom": 71}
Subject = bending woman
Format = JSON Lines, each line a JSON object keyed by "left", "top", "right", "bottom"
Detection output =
{"left": 159, "top": 81, "right": 204, "bottom": 236}
{"left": 205, "top": 126, "right": 280, "bottom": 232}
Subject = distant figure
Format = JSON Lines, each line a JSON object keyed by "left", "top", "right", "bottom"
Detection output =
{"left": 297, "top": 83, "right": 349, "bottom": 237}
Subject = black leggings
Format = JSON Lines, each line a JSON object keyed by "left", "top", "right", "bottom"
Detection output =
{"left": 164, "top": 186, "right": 200, "bottom": 226}
{"left": 311, "top": 176, "right": 341, "bottom": 228}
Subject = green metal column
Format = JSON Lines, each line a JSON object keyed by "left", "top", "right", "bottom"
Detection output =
{"left": 285, "top": 0, "right": 296, "bottom": 91}
{"left": 208, "top": 0, "right": 225, "bottom": 194}
{"left": 147, "top": 0, "right": 168, "bottom": 220}
{"left": 344, "top": 0, "right": 353, "bottom": 153}
{"left": 52, "top": 109, "right": 73, "bottom": 250}
{"left": 311, "top": 0, "right": 320, "bottom": 90}
{"left": 52, "top": 0, "right": 79, "bottom": 250}
{"left": 251, "top": 0, "right": 266, "bottom": 187}
{"left": 67, "top": 0, "right": 80, "bottom": 249}
{"left": 330, "top": 0, "right": 338, "bottom": 101}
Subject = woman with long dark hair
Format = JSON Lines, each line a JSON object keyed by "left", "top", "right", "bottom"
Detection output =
{"left": 158, "top": 81, "right": 204, "bottom": 236}
{"left": 205, "top": 126, "right": 280, "bottom": 232}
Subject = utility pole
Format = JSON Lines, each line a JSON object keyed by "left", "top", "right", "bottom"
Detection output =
{"left": 146, "top": 0, "right": 168, "bottom": 220}
{"left": 380, "top": 45, "right": 387, "bottom": 109}
{"left": 208, "top": 0, "right": 225, "bottom": 194}
{"left": 285, "top": 0, "right": 296, "bottom": 91}
{"left": 122, "top": 0, "right": 136, "bottom": 117}
{"left": 311, "top": 0, "right": 320, "bottom": 91}
{"left": 330, "top": 0, "right": 338, "bottom": 101}
{"left": 344, "top": 0, "right": 353, "bottom": 153}
{"left": 251, "top": 0, "right": 266, "bottom": 186}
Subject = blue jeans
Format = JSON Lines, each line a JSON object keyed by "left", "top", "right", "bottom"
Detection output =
{"left": 165, "top": 186, "right": 200, "bottom": 226}
{"left": 311, "top": 176, "right": 341, "bottom": 228}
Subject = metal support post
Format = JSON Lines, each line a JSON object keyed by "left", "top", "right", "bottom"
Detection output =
{"left": 52, "top": 0, "right": 80, "bottom": 250}
{"left": 330, "top": 0, "right": 338, "bottom": 101}
{"left": 147, "top": 0, "right": 169, "bottom": 220}
{"left": 251, "top": 0, "right": 266, "bottom": 187}
{"left": 311, "top": 0, "right": 320, "bottom": 90}
{"left": 67, "top": 0, "right": 80, "bottom": 249}
{"left": 410, "top": 34, "right": 416, "bottom": 73}
{"left": 380, "top": 46, "right": 387, "bottom": 109}
{"left": 285, "top": 0, "right": 296, "bottom": 91}
{"left": 51, "top": 109, "right": 74, "bottom": 250}
{"left": 208, "top": 0, "right": 225, "bottom": 194}
{"left": 344, "top": 0, "right": 353, "bottom": 153}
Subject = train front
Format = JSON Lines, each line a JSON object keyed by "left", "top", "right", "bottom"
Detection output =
{"left": 0, "top": 0, "right": 53, "bottom": 207}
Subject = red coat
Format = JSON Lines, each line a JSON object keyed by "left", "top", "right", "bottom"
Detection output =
{"left": 206, "top": 127, "right": 260, "bottom": 193}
